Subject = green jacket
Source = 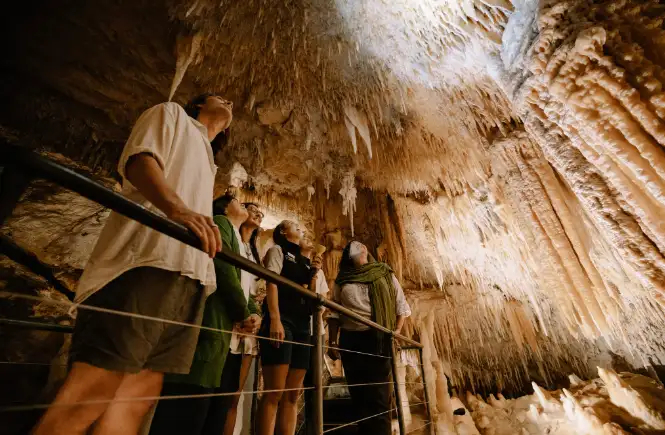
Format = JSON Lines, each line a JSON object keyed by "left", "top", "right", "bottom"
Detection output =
{"left": 167, "top": 215, "right": 258, "bottom": 388}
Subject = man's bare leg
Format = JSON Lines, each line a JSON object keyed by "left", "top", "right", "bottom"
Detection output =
{"left": 93, "top": 369, "right": 164, "bottom": 435}
{"left": 33, "top": 362, "right": 125, "bottom": 435}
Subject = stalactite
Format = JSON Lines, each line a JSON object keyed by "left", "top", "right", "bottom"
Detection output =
{"left": 338, "top": 171, "right": 357, "bottom": 236}
{"left": 168, "top": 32, "right": 203, "bottom": 101}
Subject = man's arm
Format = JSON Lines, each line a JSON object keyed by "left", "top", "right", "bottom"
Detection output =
{"left": 125, "top": 154, "right": 221, "bottom": 258}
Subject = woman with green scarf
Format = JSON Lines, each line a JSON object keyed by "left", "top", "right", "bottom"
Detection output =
{"left": 327, "top": 241, "right": 411, "bottom": 434}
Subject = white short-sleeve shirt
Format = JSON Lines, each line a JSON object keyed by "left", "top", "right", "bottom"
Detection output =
{"left": 330, "top": 274, "right": 411, "bottom": 331}
{"left": 75, "top": 102, "right": 217, "bottom": 302}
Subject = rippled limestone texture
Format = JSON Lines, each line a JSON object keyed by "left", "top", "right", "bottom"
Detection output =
{"left": 445, "top": 0, "right": 665, "bottom": 370}
{"left": 507, "top": 0, "right": 665, "bottom": 318}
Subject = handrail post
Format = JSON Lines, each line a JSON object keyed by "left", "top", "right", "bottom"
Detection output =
{"left": 418, "top": 347, "right": 435, "bottom": 435}
{"left": 311, "top": 304, "right": 324, "bottom": 434}
{"left": 390, "top": 336, "right": 406, "bottom": 435}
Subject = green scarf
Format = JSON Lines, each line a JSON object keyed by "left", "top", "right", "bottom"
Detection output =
{"left": 335, "top": 262, "right": 397, "bottom": 331}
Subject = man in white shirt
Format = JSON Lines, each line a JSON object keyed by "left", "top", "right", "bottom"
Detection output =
{"left": 34, "top": 94, "right": 232, "bottom": 435}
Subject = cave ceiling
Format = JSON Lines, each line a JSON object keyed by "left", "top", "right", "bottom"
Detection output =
{"left": 0, "top": 0, "right": 515, "bottom": 198}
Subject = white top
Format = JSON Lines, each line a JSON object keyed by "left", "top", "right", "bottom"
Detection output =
{"left": 314, "top": 269, "right": 329, "bottom": 335}
{"left": 330, "top": 274, "right": 411, "bottom": 331}
{"left": 75, "top": 102, "right": 217, "bottom": 302}
{"left": 240, "top": 240, "right": 260, "bottom": 298}
{"left": 230, "top": 227, "right": 259, "bottom": 355}
{"left": 263, "top": 244, "right": 285, "bottom": 275}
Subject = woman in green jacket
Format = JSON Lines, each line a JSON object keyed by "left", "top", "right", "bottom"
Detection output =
{"left": 149, "top": 193, "right": 260, "bottom": 435}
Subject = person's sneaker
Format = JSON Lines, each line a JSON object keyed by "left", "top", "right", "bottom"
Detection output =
{"left": 453, "top": 408, "right": 466, "bottom": 416}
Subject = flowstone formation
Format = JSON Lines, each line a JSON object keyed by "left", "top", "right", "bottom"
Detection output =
{"left": 465, "top": 368, "right": 665, "bottom": 434}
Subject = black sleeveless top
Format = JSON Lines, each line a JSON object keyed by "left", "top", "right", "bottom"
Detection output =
{"left": 263, "top": 241, "right": 313, "bottom": 332}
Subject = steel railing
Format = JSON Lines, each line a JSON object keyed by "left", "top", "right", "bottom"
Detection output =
{"left": 0, "top": 144, "right": 434, "bottom": 435}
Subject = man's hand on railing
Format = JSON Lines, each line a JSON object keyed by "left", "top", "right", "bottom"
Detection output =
{"left": 125, "top": 153, "right": 221, "bottom": 257}
{"left": 167, "top": 206, "right": 221, "bottom": 258}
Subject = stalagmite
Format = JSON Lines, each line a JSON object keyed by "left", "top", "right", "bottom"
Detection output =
{"left": 569, "top": 374, "right": 584, "bottom": 387}
{"left": 598, "top": 368, "right": 665, "bottom": 430}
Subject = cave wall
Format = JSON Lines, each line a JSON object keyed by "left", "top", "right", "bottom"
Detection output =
{"left": 395, "top": 0, "right": 665, "bottom": 395}
{"left": 498, "top": 0, "right": 665, "bottom": 367}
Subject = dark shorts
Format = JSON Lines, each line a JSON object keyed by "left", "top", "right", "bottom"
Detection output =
{"left": 219, "top": 353, "right": 243, "bottom": 393}
{"left": 70, "top": 266, "right": 206, "bottom": 374}
{"left": 258, "top": 319, "right": 311, "bottom": 370}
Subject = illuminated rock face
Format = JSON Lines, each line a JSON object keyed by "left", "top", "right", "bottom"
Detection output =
{"left": 466, "top": 368, "right": 665, "bottom": 434}
{"left": 3, "top": 0, "right": 665, "bottom": 433}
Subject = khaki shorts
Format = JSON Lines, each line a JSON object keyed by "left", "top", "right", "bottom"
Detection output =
{"left": 70, "top": 267, "right": 206, "bottom": 374}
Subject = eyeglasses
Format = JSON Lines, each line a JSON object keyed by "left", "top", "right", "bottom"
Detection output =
{"left": 246, "top": 207, "right": 264, "bottom": 219}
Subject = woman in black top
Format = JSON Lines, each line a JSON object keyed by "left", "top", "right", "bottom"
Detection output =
{"left": 257, "top": 220, "right": 321, "bottom": 435}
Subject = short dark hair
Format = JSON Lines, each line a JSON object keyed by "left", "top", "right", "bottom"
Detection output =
{"left": 212, "top": 192, "right": 236, "bottom": 216}
{"left": 184, "top": 93, "right": 230, "bottom": 152}
{"left": 184, "top": 93, "right": 216, "bottom": 119}
{"left": 242, "top": 202, "right": 260, "bottom": 209}
{"left": 249, "top": 228, "right": 262, "bottom": 265}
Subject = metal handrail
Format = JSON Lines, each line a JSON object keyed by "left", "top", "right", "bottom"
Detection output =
{"left": 0, "top": 317, "right": 74, "bottom": 334}
{"left": 0, "top": 145, "right": 422, "bottom": 349}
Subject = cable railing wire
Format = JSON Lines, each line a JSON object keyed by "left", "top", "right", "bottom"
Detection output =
{"left": 0, "top": 146, "right": 433, "bottom": 433}
{"left": 0, "top": 146, "right": 422, "bottom": 349}
{"left": 0, "top": 382, "right": 421, "bottom": 413}
{"left": 1, "top": 292, "right": 406, "bottom": 361}
{"left": 0, "top": 291, "right": 313, "bottom": 349}
{"left": 322, "top": 344, "right": 392, "bottom": 359}
{"left": 407, "top": 420, "right": 433, "bottom": 434}
{"left": 321, "top": 408, "right": 398, "bottom": 433}
{"left": 0, "top": 386, "right": 314, "bottom": 413}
